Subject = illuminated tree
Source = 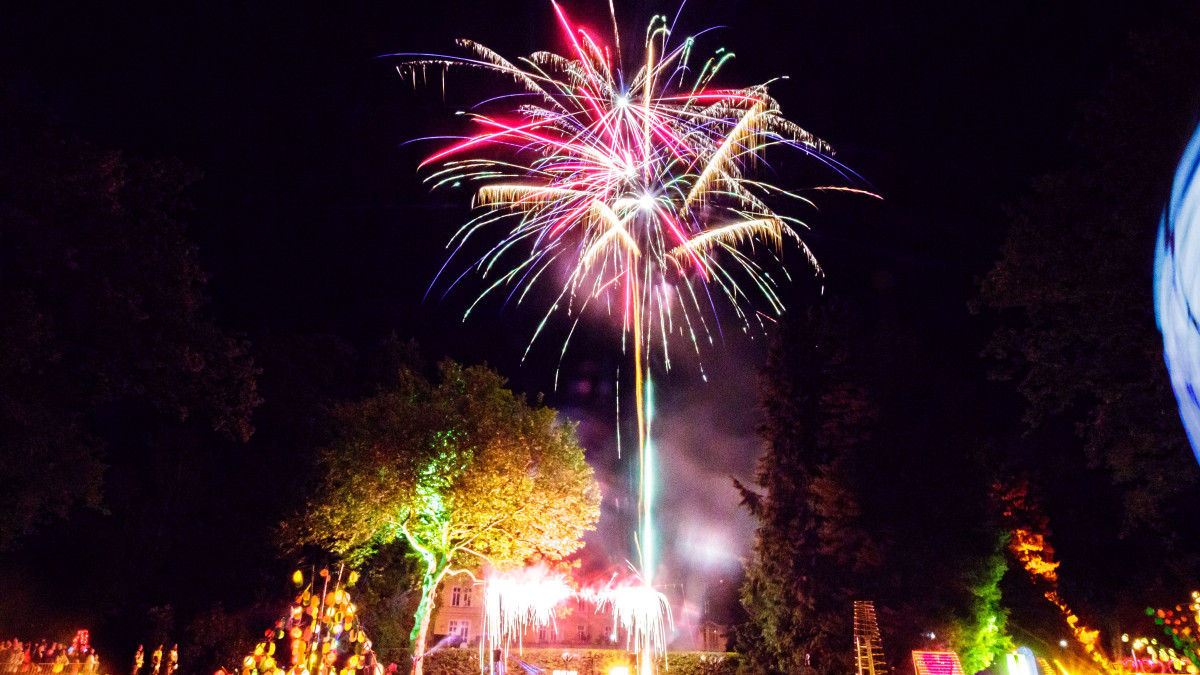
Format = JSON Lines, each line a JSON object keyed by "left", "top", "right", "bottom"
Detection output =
{"left": 301, "top": 361, "right": 600, "bottom": 675}
{"left": 942, "top": 545, "right": 1014, "bottom": 675}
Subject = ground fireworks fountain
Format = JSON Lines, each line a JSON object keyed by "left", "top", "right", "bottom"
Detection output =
{"left": 402, "top": 2, "right": 864, "bottom": 669}
{"left": 482, "top": 567, "right": 575, "bottom": 658}
{"left": 481, "top": 567, "right": 672, "bottom": 669}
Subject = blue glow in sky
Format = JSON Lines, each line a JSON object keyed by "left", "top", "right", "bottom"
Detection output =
{"left": 1155, "top": 120, "right": 1200, "bottom": 463}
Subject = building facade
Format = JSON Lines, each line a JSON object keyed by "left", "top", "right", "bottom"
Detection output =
{"left": 432, "top": 584, "right": 625, "bottom": 648}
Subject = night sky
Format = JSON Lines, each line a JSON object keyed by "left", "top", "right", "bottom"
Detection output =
{"left": 2, "top": 0, "right": 1194, "bottom": 657}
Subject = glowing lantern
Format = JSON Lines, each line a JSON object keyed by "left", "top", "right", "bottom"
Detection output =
{"left": 293, "top": 571, "right": 304, "bottom": 585}
{"left": 349, "top": 572, "right": 359, "bottom": 585}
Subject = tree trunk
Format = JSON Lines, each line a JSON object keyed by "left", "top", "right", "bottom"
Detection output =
{"left": 409, "top": 560, "right": 449, "bottom": 675}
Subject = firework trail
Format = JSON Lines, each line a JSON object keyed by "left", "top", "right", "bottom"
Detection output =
{"left": 401, "top": 2, "right": 867, "bottom": 668}
{"left": 1156, "top": 120, "right": 1200, "bottom": 464}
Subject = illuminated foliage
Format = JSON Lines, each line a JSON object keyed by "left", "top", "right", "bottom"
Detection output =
{"left": 301, "top": 361, "right": 600, "bottom": 675}
{"left": 942, "top": 546, "right": 1015, "bottom": 675}
{"left": 994, "top": 481, "right": 1118, "bottom": 673}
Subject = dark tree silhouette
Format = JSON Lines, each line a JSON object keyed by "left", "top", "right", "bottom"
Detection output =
{"left": 0, "top": 86, "right": 259, "bottom": 548}
{"left": 737, "top": 304, "right": 882, "bottom": 675}
{"left": 975, "top": 7, "right": 1200, "bottom": 540}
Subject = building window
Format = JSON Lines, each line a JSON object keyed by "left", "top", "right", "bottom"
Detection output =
{"left": 538, "top": 626, "right": 547, "bottom": 642}
{"left": 462, "top": 586, "right": 472, "bottom": 607}
{"left": 448, "top": 620, "right": 470, "bottom": 641}
{"left": 451, "top": 587, "right": 462, "bottom": 607}
{"left": 577, "top": 624, "right": 586, "bottom": 641}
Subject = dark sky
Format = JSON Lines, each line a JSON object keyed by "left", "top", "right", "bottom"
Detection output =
{"left": 0, "top": 0, "right": 1175, "bottom": 633}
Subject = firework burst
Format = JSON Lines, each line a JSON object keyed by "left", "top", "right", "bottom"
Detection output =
{"left": 409, "top": 4, "right": 862, "bottom": 381}
{"left": 401, "top": 4, "right": 866, "bottom": 670}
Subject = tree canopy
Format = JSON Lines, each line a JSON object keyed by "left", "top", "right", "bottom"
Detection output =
{"left": 975, "top": 7, "right": 1200, "bottom": 530}
{"left": 738, "top": 302, "right": 1012, "bottom": 675}
{"left": 737, "top": 305, "right": 882, "bottom": 675}
{"left": 301, "top": 360, "right": 600, "bottom": 675}
{"left": 0, "top": 86, "right": 259, "bottom": 549}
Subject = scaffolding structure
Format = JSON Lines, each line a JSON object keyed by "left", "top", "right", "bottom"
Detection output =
{"left": 854, "top": 601, "right": 888, "bottom": 675}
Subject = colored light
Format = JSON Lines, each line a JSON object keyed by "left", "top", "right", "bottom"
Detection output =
{"left": 913, "top": 651, "right": 966, "bottom": 675}
{"left": 1007, "top": 652, "right": 1036, "bottom": 675}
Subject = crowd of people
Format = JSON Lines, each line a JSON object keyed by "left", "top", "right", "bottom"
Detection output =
{"left": 130, "top": 644, "right": 176, "bottom": 675}
{"left": 0, "top": 639, "right": 101, "bottom": 674}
